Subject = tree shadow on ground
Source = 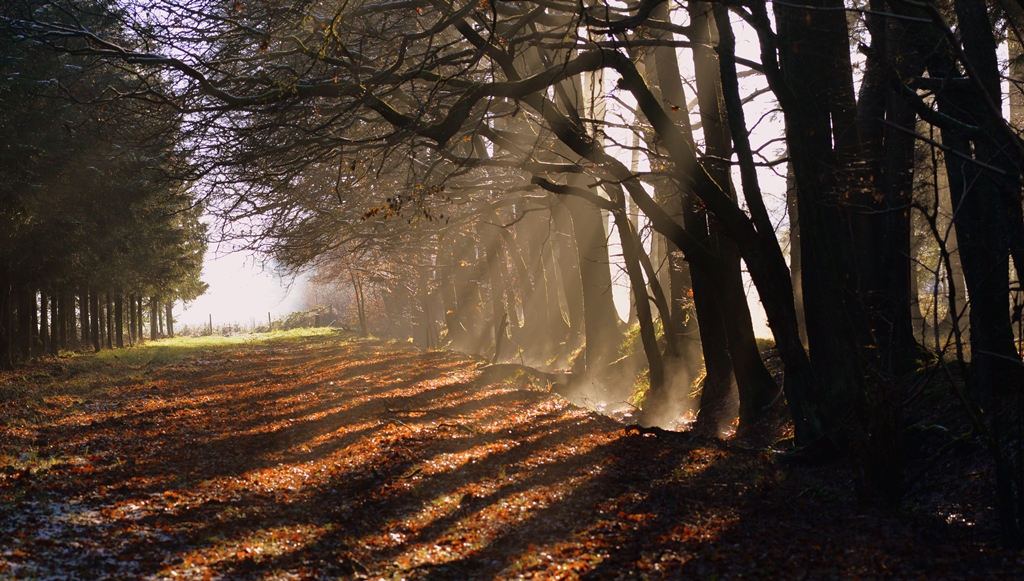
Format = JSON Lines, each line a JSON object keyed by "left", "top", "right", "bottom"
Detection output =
{"left": 2, "top": 334, "right": 1021, "bottom": 580}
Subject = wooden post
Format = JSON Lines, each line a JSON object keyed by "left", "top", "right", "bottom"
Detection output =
{"left": 268, "top": 312, "right": 272, "bottom": 331}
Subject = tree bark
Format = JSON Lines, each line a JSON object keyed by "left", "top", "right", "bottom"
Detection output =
{"left": 136, "top": 296, "right": 144, "bottom": 344}
{"left": 115, "top": 292, "right": 124, "bottom": 349}
{"left": 90, "top": 290, "right": 101, "bottom": 352}
{"left": 39, "top": 290, "right": 49, "bottom": 355}
{"left": 150, "top": 296, "right": 158, "bottom": 341}
{"left": 165, "top": 301, "right": 174, "bottom": 338}
{"left": 79, "top": 288, "right": 90, "bottom": 349}
{"left": 690, "top": 2, "right": 781, "bottom": 426}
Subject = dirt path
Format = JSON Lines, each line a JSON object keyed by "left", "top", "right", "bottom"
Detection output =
{"left": 0, "top": 332, "right": 1019, "bottom": 579}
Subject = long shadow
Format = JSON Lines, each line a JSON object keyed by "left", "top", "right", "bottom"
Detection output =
{"left": 18, "top": 336, "right": 877, "bottom": 580}
{"left": 113, "top": 410, "right": 620, "bottom": 579}
{"left": 39, "top": 342, "right": 488, "bottom": 492}
{"left": 102, "top": 408, "right": 598, "bottom": 577}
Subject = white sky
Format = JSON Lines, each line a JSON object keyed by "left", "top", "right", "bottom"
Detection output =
{"left": 173, "top": 250, "right": 307, "bottom": 329}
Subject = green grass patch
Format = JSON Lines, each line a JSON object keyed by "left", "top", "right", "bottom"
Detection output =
{"left": 0, "top": 327, "right": 348, "bottom": 403}
{"left": 94, "top": 327, "right": 342, "bottom": 367}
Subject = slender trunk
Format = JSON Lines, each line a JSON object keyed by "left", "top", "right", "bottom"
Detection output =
{"left": 58, "top": 289, "right": 71, "bottom": 351}
{"left": 29, "top": 290, "right": 39, "bottom": 357}
{"left": 15, "top": 286, "right": 31, "bottom": 361}
{"left": 785, "top": 162, "right": 807, "bottom": 345}
{"left": 483, "top": 222, "right": 509, "bottom": 359}
{"left": 49, "top": 290, "right": 59, "bottom": 355}
{"left": 136, "top": 297, "right": 144, "bottom": 344}
{"left": 79, "top": 288, "right": 90, "bottom": 349}
{"left": 0, "top": 266, "right": 10, "bottom": 369}
{"left": 150, "top": 296, "right": 158, "bottom": 341}
{"left": 165, "top": 301, "right": 174, "bottom": 338}
{"left": 39, "top": 290, "right": 49, "bottom": 355}
{"left": 105, "top": 293, "right": 113, "bottom": 349}
{"left": 612, "top": 205, "right": 665, "bottom": 406}
{"left": 418, "top": 266, "right": 436, "bottom": 349}
{"left": 351, "top": 271, "right": 368, "bottom": 337}
{"left": 90, "top": 291, "right": 100, "bottom": 352}
{"left": 115, "top": 293, "right": 124, "bottom": 348}
{"left": 127, "top": 294, "right": 136, "bottom": 346}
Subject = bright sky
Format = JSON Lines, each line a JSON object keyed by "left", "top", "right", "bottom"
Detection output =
{"left": 173, "top": 249, "right": 307, "bottom": 330}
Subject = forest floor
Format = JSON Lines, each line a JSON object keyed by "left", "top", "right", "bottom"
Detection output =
{"left": 0, "top": 329, "right": 1021, "bottom": 580}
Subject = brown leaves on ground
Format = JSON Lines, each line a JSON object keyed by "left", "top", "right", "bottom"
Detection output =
{"left": 0, "top": 332, "right": 1020, "bottom": 580}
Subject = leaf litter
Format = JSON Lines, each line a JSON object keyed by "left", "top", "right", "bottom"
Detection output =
{"left": 1, "top": 331, "right": 1021, "bottom": 579}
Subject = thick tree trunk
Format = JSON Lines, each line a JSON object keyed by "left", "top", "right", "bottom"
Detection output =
{"left": 690, "top": 2, "right": 781, "bottom": 426}
{"left": 562, "top": 193, "right": 625, "bottom": 369}
{"left": 772, "top": 0, "right": 869, "bottom": 441}
{"left": 644, "top": 1, "right": 739, "bottom": 430}
{"left": 552, "top": 199, "right": 585, "bottom": 350}
{"left": 852, "top": 0, "right": 923, "bottom": 376}
{"left": 483, "top": 222, "right": 510, "bottom": 359}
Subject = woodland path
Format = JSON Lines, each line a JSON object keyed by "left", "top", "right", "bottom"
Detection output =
{"left": 0, "top": 331, "right": 1019, "bottom": 580}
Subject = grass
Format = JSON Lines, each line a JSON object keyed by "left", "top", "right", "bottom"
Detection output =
{"left": 0, "top": 327, "right": 349, "bottom": 404}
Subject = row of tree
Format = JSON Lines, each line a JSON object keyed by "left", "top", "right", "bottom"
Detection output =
{"left": 0, "top": 1, "right": 207, "bottom": 367}
{"left": 8, "top": 0, "right": 1024, "bottom": 543}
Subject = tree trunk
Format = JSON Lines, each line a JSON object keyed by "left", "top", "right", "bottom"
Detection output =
{"left": 136, "top": 297, "right": 144, "bottom": 344}
{"left": 29, "top": 290, "right": 39, "bottom": 357}
{"left": 0, "top": 266, "right": 10, "bottom": 369}
{"left": 15, "top": 286, "right": 31, "bottom": 361}
{"left": 562, "top": 186, "right": 625, "bottom": 370}
{"left": 79, "top": 288, "right": 90, "bottom": 349}
{"left": 115, "top": 293, "right": 124, "bottom": 349}
{"left": 150, "top": 296, "right": 158, "bottom": 341}
{"left": 165, "top": 301, "right": 174, "bottom": 338}
{"left": 690, "top": 1, "right": 781, "bottom": 426}
{"left": 90, "top": 291, "right": 101, "bottom": 352}
{"left": 350, "top": 271, "right": 368, "bottom": 337}
{"left": 50, "top": 290, "right": 60, "bottom": 355}
{"left": 772, "top": 0, "right": 869, "bottom": 442}
{"left": 611, "top": 205, "right": 666, "bottom": 410}
{"left": 552, "top": 199, "right": 585, "bottom": 351}
{"left": 39, "top": 290, "right": 49, "bottom": 356}
{"left": 59, "top": 289, "right": 71, "bottom": 351}
{"left": 128, "top": 294, "right": 136, "bottom": 345}
{"left": 105, "top": 293, "right": 113, "bottom": 349}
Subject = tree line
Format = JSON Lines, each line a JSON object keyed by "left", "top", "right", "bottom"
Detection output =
{"left": 0, "top": 2, "right": 207, "bottom": 367}
{"left": 6, "top": 0, "right": 1024, "bottom": 543}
